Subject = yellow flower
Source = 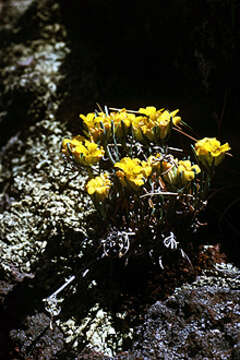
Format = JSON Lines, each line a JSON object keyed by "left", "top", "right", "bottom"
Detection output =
{"left": 75, "top": 139, "right": 104, "bottom": 165}
{"left": 80, "top": 112, "right": 111, "bottom": 141}
{"left": 138, "top": 106, "right": 160, "bottom": 120}
{"left": 80, "top": 112, "right": 96, "bottom": 129}
{"left": 177, "top": 160, "right": 201, "bottom": 184}
{"left": 161, "top": 158, "right": 200, "bottom": 185}
{"left": 195, "top": 137, "right": 230, "bottom": 167}
{"left": 156, "top": 111, "right": 172, "bottom": 140}
{"left": 168, "top": 109, "right": 181, "bottom": 126}
{"left": 110, "top": 109, "right": 135, "bottom": 137}
{"left": 62, "top": 136, "right": 104, "bottom": 166}
{"left": 162, "top": 159, "right": 178, "bottom": 185}
{"left": 86, "top": 173, "right": 112, "bottom": 200}
{"left": 132, "top": 115, "right": 155, "bottom": 141}
{"left": 114, "top": 157, "right": 142, "bottom": 180}
{"left": 95, "top": 112, "right": 111, "bottom": 132}
{"left": 141, "top": 160, "right": 152, "bottom": 178}
{"left": 80, "top": 110, "right": 135, "bottom": 140}
{"left": 114, "top": 157, "right": 152, "bottom": 190}
{"left": 132, "top": 107, "right": 181, "bottom": 141}
{"left": 111, "top": 109, "right": 131, "bottom": 127}
{"left": 80, "top": 113, "right": 101, "bottom": 141}
{"left": 148, "top": 153, "right": 163, "bottom": 171}
{"left": 62, "top": 135, "right": 85, "bottom": 155}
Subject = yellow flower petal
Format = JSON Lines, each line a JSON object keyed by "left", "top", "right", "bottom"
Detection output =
{"left": 195, "top": 137, "right": 230, "bottom": 167}
{"left": 86, "top": 173, "right": 112, "bottom": 200}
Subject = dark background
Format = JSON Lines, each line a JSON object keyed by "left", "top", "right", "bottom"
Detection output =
{"left": 60, "top": 0, "right": 240, "bottom": 139}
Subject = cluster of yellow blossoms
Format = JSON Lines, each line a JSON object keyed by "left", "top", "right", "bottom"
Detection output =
{"left": 80, "top": 109, "right": 135, "bottom": 141}
{"left": 80, "top": 106, "right": 181, "bottom": 143}
{"left": 195, "top": 137, "right": 230, "bottom": 168}
{"left": 62, "top": 106, "right": 230, "bottom": 202}
{"left": 132, "top": 107, "right": 181, "bottom": 141}
{"left": 62, "top": 135, "right": 104, "bottom": 166}
{"left": 114, "top": 157, "right": 152, "bottom": 190}
{"left": 86, "top": 173, "right": 112, "bottom": 201}
{"left": 161, "top": 159, "right": 201, "bottom": 186}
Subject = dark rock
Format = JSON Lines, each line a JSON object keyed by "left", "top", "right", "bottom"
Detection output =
{"left": 0, "top": 280, "right": 14, "bottom": 304}
{"left": 9, "top": 312, "right": 64, "bottom": 359}
{"left": 130, "top": 287, "right": 240, "bottom": 360}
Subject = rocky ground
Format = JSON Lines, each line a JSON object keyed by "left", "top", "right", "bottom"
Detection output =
{"left": 0, "top": 1, "right": 240, "bottom": 359}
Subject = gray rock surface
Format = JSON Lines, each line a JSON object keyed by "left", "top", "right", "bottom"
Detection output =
{"left": 0, "top": 0, "right": 68, "bottom": 144}
{"left": 128, "top": 263, "right": 240, "bottom": 360}
{"left": 0, "top": 0, "right": 93, "bottom": 278}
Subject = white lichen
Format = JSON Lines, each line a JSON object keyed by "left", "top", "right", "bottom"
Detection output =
{"left": 0, "top": 118, "right": 94, "bottom": 275}
{"left": 173, "top": 247, "right": 240, "bottom": 295}
{"left": 57, "top": 303, "right": 133, "bottom": 357}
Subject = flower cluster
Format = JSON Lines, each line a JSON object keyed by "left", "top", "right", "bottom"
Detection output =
{"left": 61, "top": 105, "right": 230, "bottom": 262}
{"left": 195, "top": 137, "right": 230, "bottom": 168}
{"left": 114, "top": 157, "right": 152, "bottom": 190}
{"left": 62, "top": 107, "right": 230, "bottom": 200}
{"left": 86, "top": 173, "right": 112, "bottom": 201}
{"left": 80, "top": 109, "right": 135, "bottom": 142}
{"left": 161, "top": 158, "right": 201, "bottom": 186}
{"left": 62, "top": 135, "right": 104, "bottom": 166}
{"left": 80, "top": 106, "right": 181, "bottom": 143}
{"left": 132, "top": 107, "right": 181, "bottom": 142}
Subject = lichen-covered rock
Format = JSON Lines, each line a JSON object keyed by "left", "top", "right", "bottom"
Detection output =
{"left": 9, "top": 312, "right": 65, "bottom": 359}
{"left": 128, "top": 263, "right": 240, "bottom": 360}
{"left": 0, "top": 1, "right": 131, "bottom": 358}
{"left": 0, "top": 0, "right": 34, "bottom": 32}
{"left": 0, "top": 0, "right": 69, "bottom": 145}
{"left": 0, "top": 0, "right": 95, "bottom": 278}
{"left": 0, "top": 118, "right": 94, "bottom": 276}
{"left": 56, "top": 303, "right": 133, "bottom": 358}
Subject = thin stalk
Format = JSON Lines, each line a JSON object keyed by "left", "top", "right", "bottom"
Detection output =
{"left": 106, "top": 144, "right": 117, "bottom": 165}
{"left": 109, "top": 107, "right": 150, "bottom": 118}
{"left": 45, "top": 275, "right": 76, "bottom": 301}
{"left": 140, "top": 191, "right": 193, "bottom": 198}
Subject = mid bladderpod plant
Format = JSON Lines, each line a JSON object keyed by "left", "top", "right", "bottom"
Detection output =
{"left": 62, "top": 105, "right": 230, "bottom": 266}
